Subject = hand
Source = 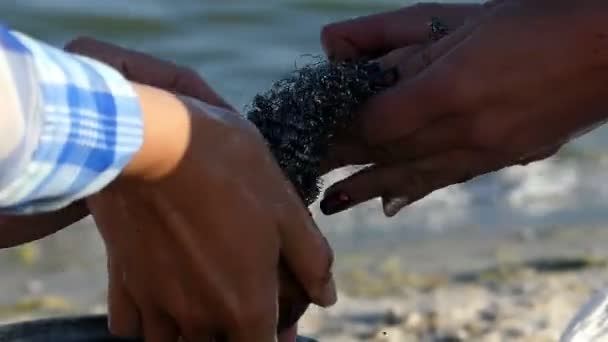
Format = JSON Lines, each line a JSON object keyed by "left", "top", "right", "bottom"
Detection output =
{"left": 66, "top": 39, "right": 327, "bottom": 340}
{"left": 319, "top": 0, "right": 608, "bottom": 216}
{"left": 87, "top": 83, "right": 335, "bottom": 341}
{"left": 0, "top": 202, "right": 88, "bottom": 249}
{"left": 321, "top": 2, "right": 483, "bottom": 61}
{"left": 317, "top": 2, "right": 484, "bottom": 174}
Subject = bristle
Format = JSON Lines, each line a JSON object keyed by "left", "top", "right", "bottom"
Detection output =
{"left": 246, "top": 59, "right": 390, "bottom": 333}
{"left": 247, "top": 60, "right": 386, "bottom": 205}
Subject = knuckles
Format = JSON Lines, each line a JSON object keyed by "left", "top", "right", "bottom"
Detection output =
{"left": 320, "top": 22, "right": 343, "bottom": 55}
{"left": 223, "top": 296, "right": 276, "bottom": 332}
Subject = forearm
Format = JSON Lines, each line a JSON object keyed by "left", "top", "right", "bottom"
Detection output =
{"left": 123, "top": 83, "right": 190, "bottom": 180}
{"left": 0, "top": 202, "right": 88, "bottom": 249}
{"left": 0, "top": 26, "right": 192, "bottom": 246}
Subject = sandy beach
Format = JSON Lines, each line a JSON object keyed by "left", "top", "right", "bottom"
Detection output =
{"left": 2, "top": 219, "right": 608, "bottom": 341}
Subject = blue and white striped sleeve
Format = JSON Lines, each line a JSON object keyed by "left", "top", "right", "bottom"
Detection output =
{"left": 0, "top": 25, "right": 143, "bottom": 214}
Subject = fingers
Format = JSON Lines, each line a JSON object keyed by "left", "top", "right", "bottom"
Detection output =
{"left": 322, "top": 97, "right": 473, "bottom": 173}
{"left": 357, "top": 70, "right": 456, "bottom": 146}
{"left": 320, "top": 150, "right": 504, "bottom": 216}
{"left": 64, "top": 37, "right": 233, "bottom": 110}
{"left": 142, "top": 311, "right": 180, "bottom": 342}
{"left": 321, "top": 3, "right": 484, "bottom": 61}
{"left": 518, "top": 145, "right": 561, "bottom": 165}
{"left": 228, "top": 325, "right": 277, "bottom": 342}
{"left": 373, "top": 9, "right": 479, "bottom": 79}
{"left": 107, "top": 258, "right": 141, "bottom": 337}
{"left": 224, "top": 274, "right": 279, "bottom": 342}
{"left": 356, "top": 17, "right": 482, "bottom": 146}
{"left": 320, "top": 165, "right": 395, "bottom": 215}
{"left": 356, "top": 39, "right": 466, "bottom": 145}
{"left": 277, "top": 185, "right": 336, "bottom": 308}
{"left": 227, "top": 311, "right": 277, "bottom": 342}
{"left": 320, "top": 134, "right": 376, "bottom": 174}
{"left": 371, "top": 114, "right": 476, "bottom": 164}
{"left": 321, "top": 8, "right": 431, "bottom": 61}
{"left": 175, "top": 319, "right": 214, "bottom": 342}
{"left": 377, "top": 19, "right": 472, "bottom": 81}
{"left": 376, "top": 45, "right": 423, "bottom": 72}
{"left": 321, "top": 14, "right": 494, "bottom": 187}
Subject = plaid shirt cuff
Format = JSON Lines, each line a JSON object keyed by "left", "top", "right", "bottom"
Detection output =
{"left": 0, "top": 27, "right": 143, "bottom": 214}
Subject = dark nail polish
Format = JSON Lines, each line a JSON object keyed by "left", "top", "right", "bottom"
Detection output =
{"left": 320, "top": 192, "right": 352, "bottom": 215}
{"left": 369, "top": 66, "right": 399, "bottom": 88}
{"left": 384, "top": 67, "right": 399, "bottom": 84}
{"left": 363, "top": 62, "right": 381, "bottom": 74}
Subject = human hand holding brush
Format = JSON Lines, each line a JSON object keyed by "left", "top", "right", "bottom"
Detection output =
{"left": 319, "top": 0, "right": 608, "bottom": 217}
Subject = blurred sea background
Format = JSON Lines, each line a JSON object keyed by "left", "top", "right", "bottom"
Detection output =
{"left": 3, "top": 1, "right": 608, "bottom": 340}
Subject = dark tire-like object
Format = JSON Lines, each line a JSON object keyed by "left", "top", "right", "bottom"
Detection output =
{"left": 0, "top": 315, "right": 318, "bottom": 341}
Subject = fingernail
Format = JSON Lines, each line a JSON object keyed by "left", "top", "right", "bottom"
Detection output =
{"left": 319, "top": 278, "right": 337, "bottom": 307}
{"left": 369, "top": 66, "right": 399, "bottom": 88}
{"left": 382, "top": 196, "right": 409, "bottom": 217}
{"left": 363, "top": 61, "right": 381, "bottom": 74}
{"left": 320, "top": 192, "right": 352, "bottom": 215}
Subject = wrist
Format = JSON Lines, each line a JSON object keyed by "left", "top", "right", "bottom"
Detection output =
{"left": 123, "top": 83, "right": 191, "bottom": 180}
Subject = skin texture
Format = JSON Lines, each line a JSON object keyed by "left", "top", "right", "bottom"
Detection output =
{"left": 67, "top": 39, "right": 322, "bottom": 341}
{"left": 319, "top": 0, "right": 608, "bottom": 217}
{"left": 89, "top": 85, "right": 334, "bottom": 341}
{"left": 1, "top": 38, "right": 336, "bottom": 341}
{"left": 321, "top": 2, "right": 483, "bottom": 62}
{"left": 0, "top": 38, "right": 232, "bottom": 249}
{"left": 0, "top": 202, "right": 88, "bottom": 249}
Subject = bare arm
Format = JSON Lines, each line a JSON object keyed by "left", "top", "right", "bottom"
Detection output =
{"left": 0, "top": 202, "right": 88, "bottom": 249}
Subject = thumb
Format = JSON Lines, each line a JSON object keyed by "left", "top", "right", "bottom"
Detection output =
{"left": 319, "top": 150, "right": 502, "bottom": 216}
